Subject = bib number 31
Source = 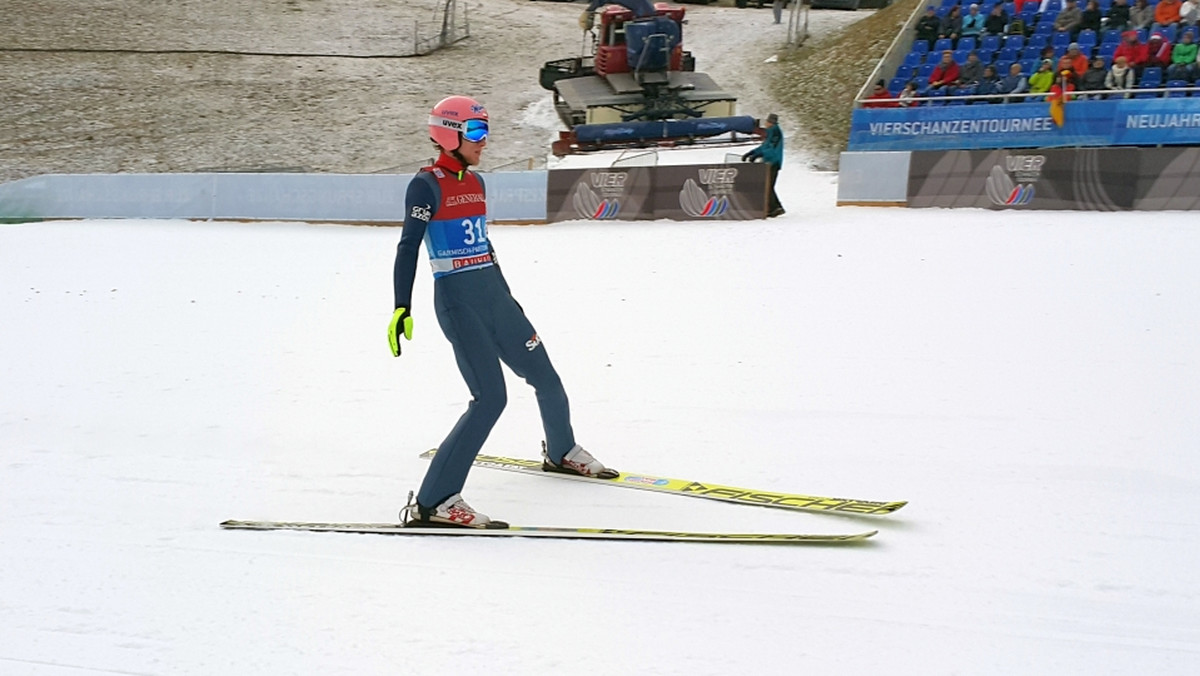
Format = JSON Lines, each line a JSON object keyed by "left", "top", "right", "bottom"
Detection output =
{"left": 462, "top": 217, "right": 487, "bottom": 246}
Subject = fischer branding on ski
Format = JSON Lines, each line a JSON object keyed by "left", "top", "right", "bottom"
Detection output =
{"left": 220, "top": 520, "right": 877, "bottom": 544}
{"left": 420, "top": 449, "right": 907, "bottom": 516}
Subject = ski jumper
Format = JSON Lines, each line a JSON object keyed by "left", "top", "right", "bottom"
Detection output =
{"left": 393, "top": 153, "right": 577, "bottom": 508}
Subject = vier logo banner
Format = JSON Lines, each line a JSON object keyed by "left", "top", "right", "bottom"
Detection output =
{"left": 546, "top": 168, "right": 651, "bottom": 222}
{"left": 908, "top": 148, "right": 1139, "bottom": 210}
{"left": 655, "top": 164, "right": 766, "bottom": 220}
{"left": 547, "top": 164, "right": 767, "bottom": 222}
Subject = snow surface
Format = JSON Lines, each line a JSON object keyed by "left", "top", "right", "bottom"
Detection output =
{"left": 3, "top": 166, "right": 1200, "bottom": 674}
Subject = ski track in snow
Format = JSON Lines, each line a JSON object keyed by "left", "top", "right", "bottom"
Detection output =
{"left": 3, "top": 166, "right": 1199, "bottom": 674}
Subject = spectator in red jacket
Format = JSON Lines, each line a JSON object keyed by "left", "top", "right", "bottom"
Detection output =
{"left": 1145, "top": 32, "right": 1173, "bottom": 69}
{"left": 1050, "top": 70, "right": 1079, "bottom": 101}
{"left": 863, "top": 79, "right": 900, "bottom": 107}
{"left": 928, "top": 50, "right": 961, "bottom": 89}
{"left": 1113, "top": 30, "right": 1148, "bottom": 68}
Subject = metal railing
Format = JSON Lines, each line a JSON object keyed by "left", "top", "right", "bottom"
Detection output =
{"left": 856, "top": 86, "right": 1199, "bottom": 106}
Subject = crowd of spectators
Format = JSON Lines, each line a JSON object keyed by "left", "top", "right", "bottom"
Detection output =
{"left": 870, "top": 0, "right": 1200, "bottom": 106}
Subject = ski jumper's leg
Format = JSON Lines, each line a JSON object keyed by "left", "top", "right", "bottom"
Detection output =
{"left": 419, "top": 286, "right": 507, "bottom": 507}
{"left": 492, "top": 295, "right": 576, "bottom": 464}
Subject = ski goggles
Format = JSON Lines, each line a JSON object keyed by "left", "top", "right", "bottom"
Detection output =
{"left": 431, "top": 116, "right": 489, "bottom": 143}
{"left": 462, "top": 119, "right": 489, "bottom": 143}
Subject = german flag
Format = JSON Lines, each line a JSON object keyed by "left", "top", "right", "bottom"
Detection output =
{"left": 1048, "top": 71, "right": 1072, "bottom": 127}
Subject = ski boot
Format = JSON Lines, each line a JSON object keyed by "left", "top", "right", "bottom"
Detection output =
{"left": 541, "top": 442, "right": 619, "bottom": 480}
{"left": 401, "top": 491, "right": 508, "bottom": 529}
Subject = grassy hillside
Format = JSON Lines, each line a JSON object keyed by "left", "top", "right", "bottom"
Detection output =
{"left": 772, "top": 0, "right": 922, "bottom": 168}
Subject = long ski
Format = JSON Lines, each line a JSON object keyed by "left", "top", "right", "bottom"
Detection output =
{"left": 420, "top": 449, "right": 907, "bottom": 516}
{"left": 220, "top": 520, "right": 876, "bottom": 544}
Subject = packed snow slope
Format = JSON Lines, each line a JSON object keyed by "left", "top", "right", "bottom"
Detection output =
{"left": 3, "top": 167, "right": 1199, "bottom": 675}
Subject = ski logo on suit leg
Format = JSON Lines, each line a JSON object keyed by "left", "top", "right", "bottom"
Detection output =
{"left": 525, "top": 334, "right": 542, "bottom": 351}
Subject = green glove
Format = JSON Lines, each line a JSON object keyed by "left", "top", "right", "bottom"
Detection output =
{"left": 388, "top": 307, "right": 413, "bottom": 357}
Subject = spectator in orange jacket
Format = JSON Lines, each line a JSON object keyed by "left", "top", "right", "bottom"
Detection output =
{"left": 928, "top": 50, "right": 961, "bottom": 89}
{"left": 1155, "top": 0, "right": 1183, "bottom": 26}
{"left": 1058, "top": 43, "right": 1090, "bottom": 77}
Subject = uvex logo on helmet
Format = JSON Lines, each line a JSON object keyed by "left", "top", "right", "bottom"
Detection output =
{"left": 429, "top": 95, "right": 488, "bottom": 152}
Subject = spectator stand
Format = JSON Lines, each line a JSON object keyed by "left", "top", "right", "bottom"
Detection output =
{"left": 862, "top": 0, "right": 1200, "bottom": 106}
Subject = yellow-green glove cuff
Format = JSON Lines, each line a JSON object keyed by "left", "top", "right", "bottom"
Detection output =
{"left": 388, "top": 307, "right": 413, "bottom": 357}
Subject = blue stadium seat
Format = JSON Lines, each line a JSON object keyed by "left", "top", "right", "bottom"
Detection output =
{"left": 1101, "top": 29, "right": 1122, "bottom": 45}
{"left": 1034, "top": 21, "right": 1055, "bottom": 35}
{"left": 927, "top": 88, "right": 947, "bottom": 106}
{"left": 1004, "top": 35, "right": 1025, "bottom": 50}
{"left": 934, "top": 38, "right": 954, "bottom": 52}
{"left": 1003, "top": 2, "right": 1017, "bottom": 16}
{"left": 1052, "top": 31, "right": 1072, "bottom": 49}
{"left": 919, "top": 63, "right": 937, "bottom": 78}
{"left": 1163, "top": 24, "right": 1178, "bottom": 43}
{"left": 994, "top": 59, "right": 1016, "bottom": 73}
{"left": 959, "top": 37, "right": 977, "bottom": 52}
{"left": 912, "top": 40, "right": 930, "bottom": 54}
{"left": 1142, "top": 66, "right": 1164, "bottom": 86}
{"left": 1077, "top": 29, "right": 1098, "bottom": 49}
{"left": 1022, "top": 45, "right": 1043, "bottom": 59}
{"left": 1167, "top": 80, "right": 1190, "bottom": 97}
{"left": 896, "top": 64, "right": 915, "bottom": 80}
{"left": 1099, "top": 43, "right": 1118, "bottom": 59}
{"left": 1137, "top": 29, "right": 1149, "bottom": 43}
{"left": 953, "top": 49, "right": 971, "bottom": 64}
{"left": 889, "top": 77, "right": 907, "bottom": 95}
{"left": 904, "top": 51, "right": 924, "bottom": 68}
{"left": 1027, "top": 33, "right": 1049, "bottom": 49}
{"left": 1020, "top": 58, "right": 1037, "bottom": 73}
{"left": 982, "top": 34, "right": 1001, "bottom": 52}
{"left": 998, "top": 47, "right": 1020, "bottom": 61}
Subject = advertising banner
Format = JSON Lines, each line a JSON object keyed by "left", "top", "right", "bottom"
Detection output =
{"left": 652, "top": 163, "right": 768, "bottom": 220}
{"left": 909, "top": 147, "right": 1141, "bottom": 209}
{"left": 546, "top": 167, "right": 655, "bottom": 222}
{"left": 1127, "top": 147, "right": 1200, "bottom": 210}
{"left": 850, "top": 99, "right": 1200, "bottom": 152}
{"left": 546, "top": 163, "right": 767, "bottom": 222}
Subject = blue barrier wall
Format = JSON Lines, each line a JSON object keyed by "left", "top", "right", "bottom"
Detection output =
{"left": 0, "top": 171, "right": 548, "bottom": 223}
{"left": 849, "top": 98, "right": 1200, "bottom": 152}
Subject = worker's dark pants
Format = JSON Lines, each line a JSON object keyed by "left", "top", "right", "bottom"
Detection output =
{"left": 418, "top": 265, "right": 575, "bottom": 508}
{"left": 768, "top": 163, "right": 783, "bottom": 214}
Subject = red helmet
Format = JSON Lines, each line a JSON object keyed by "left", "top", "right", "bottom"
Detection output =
{"left": 428, "top": 95, "right": 488, "bottom": 151}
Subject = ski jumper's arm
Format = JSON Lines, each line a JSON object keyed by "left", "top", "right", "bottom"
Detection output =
{"left": 393, "top": 172, "right": 440, "bottom": 309}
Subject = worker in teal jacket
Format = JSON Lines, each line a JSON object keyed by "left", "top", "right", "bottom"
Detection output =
{"left": 742, "top": 113, "right": 785, "bottom": 217}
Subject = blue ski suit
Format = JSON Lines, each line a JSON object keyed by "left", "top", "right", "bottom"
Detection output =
{"left": 393, "top": 153, "right": 577, "bottom": 508}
